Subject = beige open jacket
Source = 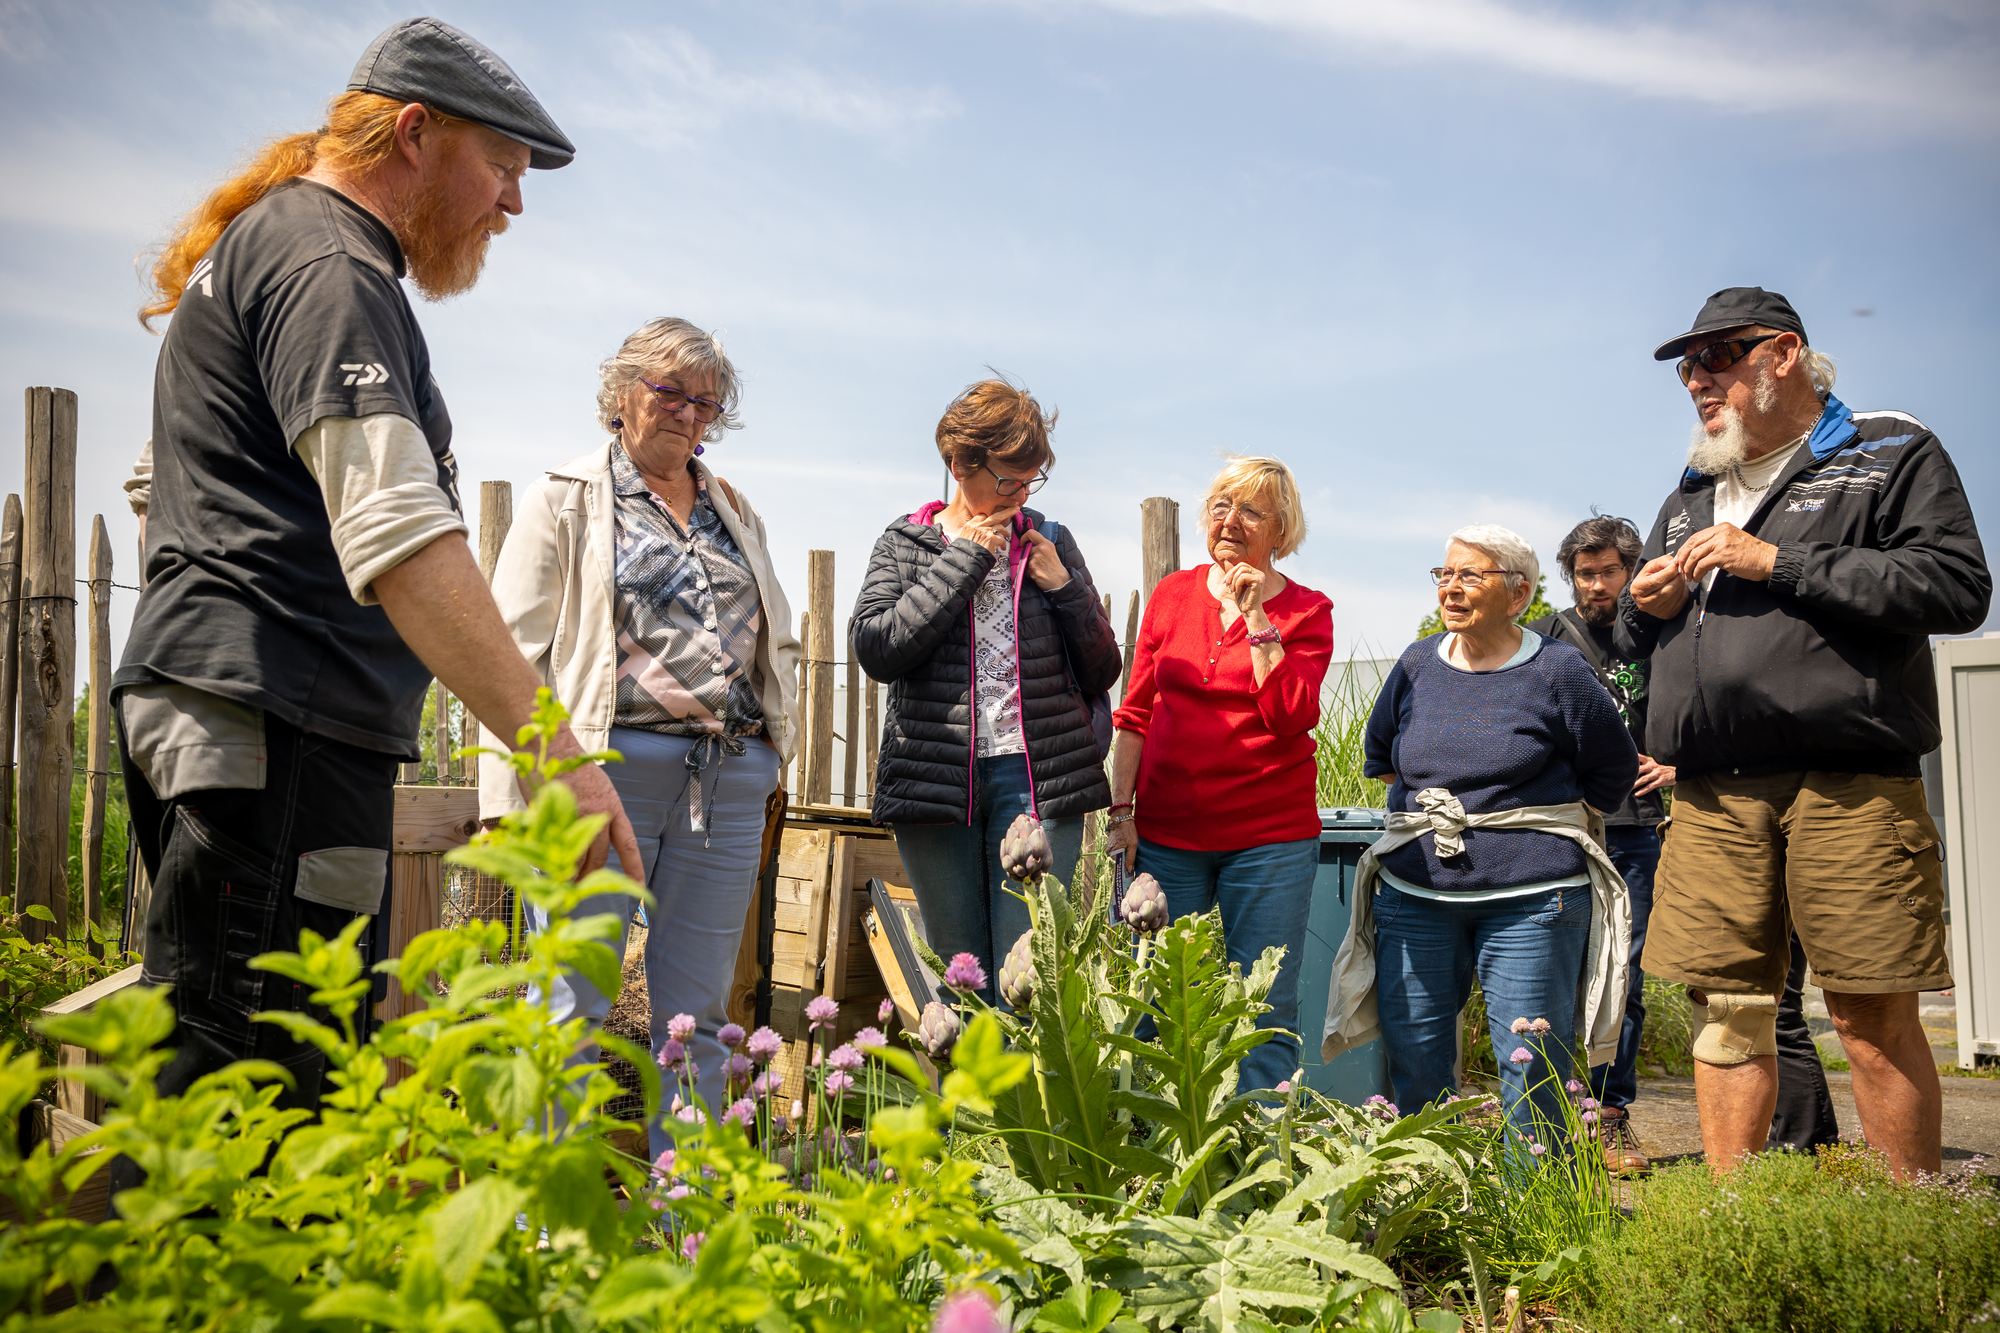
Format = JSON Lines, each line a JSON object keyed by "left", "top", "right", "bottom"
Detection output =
{"left": 1320, "top": 795, "right": 1632, "bottom": 1070}
{"left": 477, "top": 442, "right": 801, "bottom": 820}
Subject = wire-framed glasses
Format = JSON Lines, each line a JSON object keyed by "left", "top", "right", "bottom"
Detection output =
{"left": 638, "top": 376, "right": 724, "bottom": 423}
{"left": 1430, "top": 567, "right": 1510, "bottom": 588}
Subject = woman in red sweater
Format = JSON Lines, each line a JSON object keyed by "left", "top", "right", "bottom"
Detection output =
{"left": 1107, "top": 456, "right": 1334, "bottom": 1090}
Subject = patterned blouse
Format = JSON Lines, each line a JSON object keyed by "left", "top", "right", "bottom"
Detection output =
{"left": 609, "top": 442, "right": 766, "bottom": 742}
{"left": 969, "top": 547, "right": 1025, "bottom": 758}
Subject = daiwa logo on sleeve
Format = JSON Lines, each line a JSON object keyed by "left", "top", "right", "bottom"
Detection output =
{"left": 340, "top": 362, "right": 390, "bottom": 386}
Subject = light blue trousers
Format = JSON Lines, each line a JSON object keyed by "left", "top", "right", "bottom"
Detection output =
{"left": 528, "top": 726, "right": 779, "bottom": 1158}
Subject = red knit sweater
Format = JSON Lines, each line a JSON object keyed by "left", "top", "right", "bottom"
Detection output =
{"left": 1112, "top": 566, "right": 1334, "bottom": 852}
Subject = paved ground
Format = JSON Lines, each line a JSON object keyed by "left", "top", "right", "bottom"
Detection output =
{"left": 1625, "top": 987, "right": 1999, "bottom": 1177}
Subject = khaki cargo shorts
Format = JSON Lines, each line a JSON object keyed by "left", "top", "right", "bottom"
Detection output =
{"left": 1643, "top": 770, "right": 1950, "bottom": 997}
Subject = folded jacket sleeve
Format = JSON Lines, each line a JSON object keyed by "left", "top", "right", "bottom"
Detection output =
{"left": 849, "top": 530, "right": 994, "bottom": 682}
{"left": 1764, "top": 435, "right": 1991, "bottom": 636}
{"left": 293, "top": 413, "right": 468, "bottom": 605}
{"left": 1613, "top": 493, "right": 1680, "bottom": 660}
{"left": 125, "top": 439, "right": 153, "bottom": 514}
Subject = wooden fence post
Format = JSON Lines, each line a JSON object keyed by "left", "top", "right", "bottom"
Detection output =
{"left": 0, "top": 495, "right": 20, "bottom": 909}
{"left": 1120, "top": 590, "right": 1141, "bottom": 704}
{"left": 842, "top": 645, "right": 860, "bottom": 806}
{"left": 20, "top": 388, "right": 77, "bottom": 944}
{"left": 432, "top": 682, "right": 454, "bottom": 782}
{"left": 82, "top": 516, "right": 111, "bottom": 954}
{"left": 863, "top": 676, "right": 879, "bottom": 809}
{"left": 1140, "top": 497, "right": 1180, "bottom": 605}
{"left": 788, "top": 613, "right": 808, "bottom": 797}
{"left": 802, "top": 552, "right": 835, "bottom": 806}
{"left": 467, "top": 480, "right": 513, "bottom": 764}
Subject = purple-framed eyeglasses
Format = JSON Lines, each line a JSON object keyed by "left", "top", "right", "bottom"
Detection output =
{"left": 638, "top": 376, "right": 724, "bottom": 424}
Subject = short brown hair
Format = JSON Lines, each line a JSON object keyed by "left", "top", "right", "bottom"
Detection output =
{"left": 934, "top": 379, "right": 1056, "bottom": 475}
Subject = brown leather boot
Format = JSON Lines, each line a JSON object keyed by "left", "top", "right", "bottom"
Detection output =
{"left": 1599, "top": 1107, "right": 1651, "bottom": 1177}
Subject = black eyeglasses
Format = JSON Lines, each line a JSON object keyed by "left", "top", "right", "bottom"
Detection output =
{"left": 1676, "top": 334, "right": 1781, "bottom": 386}
{"left": 638, "top": 376, "right": 724, "bottom": 423}
{"left": 985, "top": 464, "right": 1048, "bottom": 496}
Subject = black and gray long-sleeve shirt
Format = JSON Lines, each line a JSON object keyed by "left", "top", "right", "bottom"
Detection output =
{"left": 1616, "top": 393, "right": 1990, "bottom": 779}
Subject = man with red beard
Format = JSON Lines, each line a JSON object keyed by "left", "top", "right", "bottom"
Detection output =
{"left": 115, "top": 18, "right": 640, "bottom": 1113}
{"left": 1619, "top": 286, "right": 1989, "bottom": 1179}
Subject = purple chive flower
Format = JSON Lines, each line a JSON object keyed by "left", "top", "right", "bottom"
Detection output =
{"left": 1276, "top": 1080, "right": 1292, "bottom": 1094}
{"left": 852, "top": 1026, "right": 886, "bottom": 1050}
{"left": 1509, "top": 1047, "right": 1534, "bottom": 1066}
{"left": 681, "top": 1231, "right": 705, "bottom": 1261}
{"left": 1566, "top": 1079, "right": 1585, "bottom": 1095}
{"left": 652, "top": 1148, "right": 679, "bottom": 1180}
{"left": 667, "top": 1183, "right": 691, "bottom": 1201}
{"left": 810, "top": 1046, "right": 823, "bottom": 1068}
{"left": 1581, "top": 1110, "right": 1600, "bottom": 1125}
{"left": 943, "top": 952, "right": 988, "bottom": 992}
{"left": 751, "top": 1071, "right": 782, "bottom": 1098}
{"left": 1529, "top": 1017, "right": 1553, "bottom": 1035}
{"left": 669, "top": 1013, "right": 698, "bottom": 1042}
{"left": 825, "top": 1070, "right": 854, "bottom": 1097}
{"left": 828, "top": 1043, "right": 864, "bottom": 1072}
{"left": 933, "top": 1290, "right": 1007, "bottom": 1333}
{"left": 656, "top": 1038, "right": 687, "bottom": 1071}
{"left": 718, "top": 1022, "right": 746, "bottom": 1049}
{"left": 806, "top": 995, "right": 840, "bottom": 1030}
{"left": 722, "top": 1098, "right": 756, "bottom": 1127}
{"left": 727, "top": 1053, "right": 754, "bottom": 1081}
{"left": 748, "top": 1026, "right": 783, "bottom": 1061}
{"left": 1529, "top": 1142, "right": 1548, "bottom": 1157}
{"left": 1510, "top": 1017, "right": 1531, "bottom": 1034}
{"left": 1581, "top": 1096, "right": 1600, "bottom": 1110}
{"left": 879, "top": 998, "right": 895, "bottom": 1023}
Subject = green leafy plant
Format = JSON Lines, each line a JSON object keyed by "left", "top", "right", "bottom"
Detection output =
{"left": 0, "top": 896, "right": 133, "bottom": 1062}
{"left": 1314, "top": 654, "right": 1388, "bottom": 810}
{"left": 1415, "top": 575, "right": 1557, "bottom": 640}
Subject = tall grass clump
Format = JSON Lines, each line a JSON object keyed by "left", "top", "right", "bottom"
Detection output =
{"left": 1579, "top": 1145, "right": 2000, "bottom": 1331}
{"left": 1316, "top": 652, "right": 1388, "bottom": 809}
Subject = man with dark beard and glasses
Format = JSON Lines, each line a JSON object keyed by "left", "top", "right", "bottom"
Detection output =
{"left": 1618, "top": 286, "right": 1990, "bottom": 1180}
{"left": 1529, "top": 514, "right": 1671, "bottom": 1176}
{"left": 115, "top": 18, "right": 641, "bottom": 1117}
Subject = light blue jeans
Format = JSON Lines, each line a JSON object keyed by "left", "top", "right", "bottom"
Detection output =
{"left": 529, "top": 726, "right": 779, "bottom": 1158}
{"left": 1137, "top": 836, "right": 1320, "bottom": 1093}
{"left": 890, "top": 754, "right": 1084, "bottom": 1008}
{"left": 1372, "top": 882, "right": 1594, "bottom": 1147}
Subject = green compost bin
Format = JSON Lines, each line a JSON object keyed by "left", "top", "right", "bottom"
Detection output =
{"left": 1293, "top": 807, "right": 1390, "bottom": 1105}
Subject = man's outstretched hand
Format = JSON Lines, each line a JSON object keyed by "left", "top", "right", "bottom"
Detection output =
{"left": 1629, "top": 554, "right": 1691, "bottom": 620}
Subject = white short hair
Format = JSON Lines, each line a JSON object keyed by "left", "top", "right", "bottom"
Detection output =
{"left": 1447, "top": 524, "right": 1540, "bottom": 592}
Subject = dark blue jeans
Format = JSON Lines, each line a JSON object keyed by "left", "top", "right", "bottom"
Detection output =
{"left": 1589, "top": 824, "right": 1660, "bottom": 1112}
{"left": 1137, "top": 835, "right": 1320, "bottom": 1093}
{"left": 1375, "top": 882, "right": 1594, "bottom": 1143}
{"left": 891, "top": 754, "right": 1084, "bottom": 1007}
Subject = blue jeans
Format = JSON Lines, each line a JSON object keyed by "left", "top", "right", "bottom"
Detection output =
{"left": 529, "top": 727, "right": 780, "bottom": 1158}
{"left": 891, "top": 754, "right": 1084, "bottom": 1007}
{"left": 1374, "top": 882, "right": 1594, "bottom": 1144}
{"left": 1589, "top": 824, "right": 1659, "bottom": 1112}
{"left": 1138, "top": 835, "right": 1320, "bottom": 1093}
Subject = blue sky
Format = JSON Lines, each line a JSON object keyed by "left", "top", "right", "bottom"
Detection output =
{"left": 3, "top": 0, "right": 1995, "bottom": 668}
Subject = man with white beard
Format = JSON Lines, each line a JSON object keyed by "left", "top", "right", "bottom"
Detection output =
{"left": 1618, "top": 286, "right": 1989, "bottom": 1180}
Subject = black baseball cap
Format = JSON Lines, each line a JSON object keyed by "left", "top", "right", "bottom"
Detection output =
{"left": 1652, "top": 286, "right": 1808, "bottom": 361}
{"left": 349, "top": 18, "right": 575, "bottom": 170}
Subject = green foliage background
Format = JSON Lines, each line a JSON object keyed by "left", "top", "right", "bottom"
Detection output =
{"left": 1415, "top": 575, "right": 1559, "bottom": 640}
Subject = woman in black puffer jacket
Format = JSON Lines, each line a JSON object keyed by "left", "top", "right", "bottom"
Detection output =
{"left": 851, "top": 379, "right": 1121, "bottom": 1001}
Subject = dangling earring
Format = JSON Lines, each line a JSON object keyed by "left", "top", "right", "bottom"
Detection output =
{"left": 694, "top": 444, "right": 705, "bottom": 456}
{"left": 609, "top": 417, "right": 623, "bottom": 430}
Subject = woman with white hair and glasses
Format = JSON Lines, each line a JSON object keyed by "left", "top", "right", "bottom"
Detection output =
{"left": 481, "top": 317, "right": 799, "bottom": 1146}
{"left": 1343, "top": 524, "right": 1636, "bottom": 1144}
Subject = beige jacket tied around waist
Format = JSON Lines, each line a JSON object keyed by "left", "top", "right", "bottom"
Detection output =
{"left": 1320, "top": 792, "right": 1632, "bottom": 1069}
{"left": 477, "top": 442, "right": 802, "bottom": 820}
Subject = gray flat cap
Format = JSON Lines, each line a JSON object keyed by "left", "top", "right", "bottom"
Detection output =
{"left": 349, "top": 17, "right": 574, "bottom": 169}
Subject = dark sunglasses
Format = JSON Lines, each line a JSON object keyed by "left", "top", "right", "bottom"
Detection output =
{"left": 1676, "top": 334, "right": 1781, "bottom": 386}
{"left": 638, "top": 376, "right": 724, "bottom": 423}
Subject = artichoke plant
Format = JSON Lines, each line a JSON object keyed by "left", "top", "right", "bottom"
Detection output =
{"left": 999, "top": 813, "right": 1053, "bottom": 882}
{"left": 917, "top": 1001, "right": 960, "bottom": 1060}
{"left": 1119, "top": 872, "right": 1169, "bottom": 935}
{"left": 998, "top": 930, "right": 1036, "bottom": 1010}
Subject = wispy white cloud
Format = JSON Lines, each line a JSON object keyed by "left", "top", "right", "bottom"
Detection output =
{"left": 587, "top": 28, "right": 958, "bottom": 146}
{"left": 1077, "top": 0, "right": 2000, "bottom": 131}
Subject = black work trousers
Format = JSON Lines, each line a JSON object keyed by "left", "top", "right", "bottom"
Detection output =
{"left": 1770, "top": 932, "right": 1842, "bottom": 1152}
{"left": 120, "top": 706, "right": 397, "bottom": 1112}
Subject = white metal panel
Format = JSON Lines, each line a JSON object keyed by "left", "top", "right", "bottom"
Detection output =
{"left": 1937, "top": 635, "right": 2000, "bottom": 1067}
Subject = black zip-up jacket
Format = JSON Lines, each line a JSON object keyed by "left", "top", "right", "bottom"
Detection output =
{"left": 850, "top": 505, "right": 1122, "bottom": 825}
{"left": 1615, "top": 395, "right": 1990, "bottom": 779}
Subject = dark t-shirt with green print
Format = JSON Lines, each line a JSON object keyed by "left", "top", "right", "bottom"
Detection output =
{"left": 1530, "top": 608, "right": 1665, "bottom": 827}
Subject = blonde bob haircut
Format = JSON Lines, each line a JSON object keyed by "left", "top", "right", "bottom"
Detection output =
{"left": 1204, "top": 455, "right": 1308, "bottom": 559}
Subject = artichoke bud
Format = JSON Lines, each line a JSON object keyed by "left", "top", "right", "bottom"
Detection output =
{"left": 999, "top": 813, "right": 1053, "bottom": 882}
{"left": 917, "top": 1001, "right": 961, "bottom": 1060}
{"left": 998, "top": 930, "right": 1037, "bottom": 1009}
{"left": 1119, "top": 872, "right": 1169, "bottom": 935}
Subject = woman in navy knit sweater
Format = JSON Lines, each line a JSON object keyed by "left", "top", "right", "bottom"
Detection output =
{"left": 1364, "top": 524, "right": 1637, "bottom": 1137}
